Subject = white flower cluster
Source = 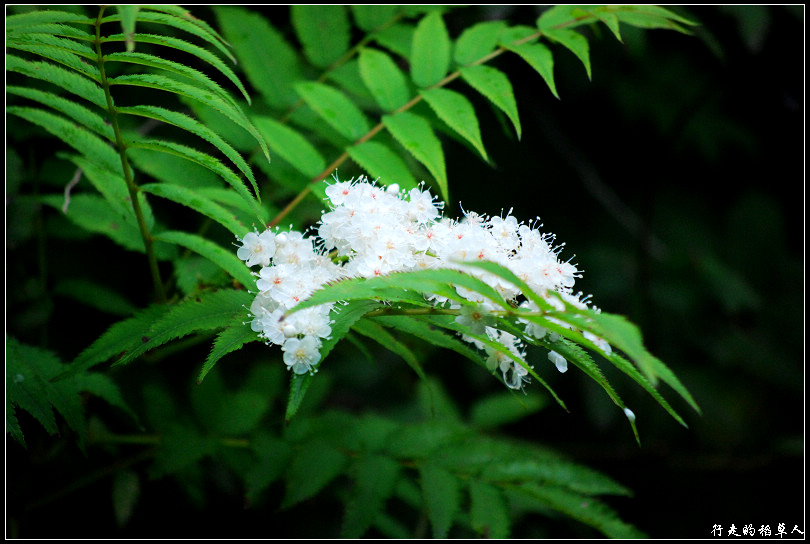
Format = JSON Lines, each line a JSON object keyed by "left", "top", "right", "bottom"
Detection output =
{"left": 236, "top": 176, "right": 608, "bottom": 385}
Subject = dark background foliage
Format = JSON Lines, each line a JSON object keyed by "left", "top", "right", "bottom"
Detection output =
{"left": 6, "top": 5, "right": 804, "bottom": 538}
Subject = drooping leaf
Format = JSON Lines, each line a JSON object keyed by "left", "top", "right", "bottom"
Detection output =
{"left": 127, "top": 139, "right": 259, "bottom": 211}
{"left": 421, "top": 87, "right": 488, "bottom": 161}
{"left": 103, "top": 51, "right": 243, "bottom": 111}
{"left": 7, "top": 31, "right": 98, "bottom": 63}
{"left": 116, "top": 5, "right": 140, "bottom": 52}
{"left": 454, "top": 20, "right": 507, "bottom": 65}
{"left": 468, "top": 480, "right": 510, "bottom": 538}
{"left": 347, "top": 140, "right": 418, "bottom": 190}
{"left": 419, "top": 462, "right": 461, "bottom": 538}
{"left": 117, "top": 104, "right": 256, "bottom": 189}
{"left": 6, "top": 86, "right": 113, "bottom": 141}
{"left": 291, "top": 5, "right": 351, "bottom": 69}
{"left": 108, "top": 72, "right": 270, "bottom": 165}
{"left": 150, "top": 423, "right": 219, "bottom": 477}
{"left": 104, "top": 32, "right": 251, "bottom": 106}
{"left": 5, "top": 9, "right": 95, "bottom": 30}
{"left": 513, "top": 483, "right": 646, "bottom": 538}
{"left": 294, "top": 81, "right": 371, "bottom": 141}
{"left": 352, "top": 319, "right": 426, "bottom": 380}
{"left": 410, "top": 12, "right": 451, "bottom": 88}
{"left": 154, "top": 231, "right": 257, "bottom": 290}
{"left": 469, "top": 391, "right": 547, "bottom": 430}
{"left": 542, "top": 28, "right": 592, "bottom": 80}
{"left": 104, "top": 8, "right": 238, "bottom": 66}
{"left": 350, "top": 5, "right": 401, "bottom": 33}
{"left": 610, "top": 5, "right": 697, "bottom": 33}
{"left": 63, "top": 156, "right": 155, "bottom": 229}
{"left": 7, "top": 106, "right": 120, "bottom": 174}
{"left": 214, "top": 6, "right": 303, "bottom": 108}
{"left": 285, "top": 300, "right": 380, "bottom": 422}
{"left": 139, "top": 183, "right": 247, "bottom": 237}
{"left": 198, "top": 316, "right": 259, "bottom": 383}
{"left": 40, "top": 193, "right": 153, "bottom": 255}
{"left": 506, "top": 42, "right": 559, "bottom": 99}
{"left": 383, "top": 111, "right": 447, "bottom": 202}
{"left": 7, "top": 336, "right": 134, "bottom": 449}
{"left": 281, "top": 438, "right": 348, "bottom": 508}
{"left": 459, "top": 65, "right": 521, "bottom": 139}
{"left": 252, "top": 116, "right": 326, "bottom": 179}
{"left": 341, "top": 454, "right": 401, "bottom": 538}
{"left": 373, "top": 21, "right": 415, "bottom": 61}
{"left": 285, "top": 267, "right": 512, "bottom": 316}
{"left": 112, "top": 289, "right": 253, "bottom": 367}
{"left": 358, "top": 47, "right": 411, "bottom": 112}
{"left": 57, "top": 304, "right": 170, "bottom": 380}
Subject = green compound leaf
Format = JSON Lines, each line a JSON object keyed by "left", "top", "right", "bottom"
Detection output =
{"left": 198, "top": 316, "right": 259, "bottom": 383}
{"left": 282, "top": 439, "right": 348, "bottom": 509}
{"left": 155, "top": 231, "right": 256, "bottom": 290}
{"left": 358, "top": 47, "right": 411, "bottom": 112}
{"left": 410, "top": 11, "right": 451, "bottom": 88}
{"left": 8, "top": 336, "right": 134, "bottom": 449}
{"left": 383, "top": 111, "right": 447, "bottom": 202}
{"left": 214, "top": 6, "right": 303, "bottom": 108}
{"left": 7, "top": 106, "right": 120, "bottom": 174}
{"left": 341, "top": 454, "right": 402, "bottom": 538}
{"left": 454, "top": 20, "right": 507, "bottom": 65}
{"left": 460, "top": 65, "right": 521, "bottom": 139}
{"left": 139, "top": 183, "right": 247, "bottom": 237}
{"left": 347, "top": 140, "right": 418, "bottom": 190}
{"left": 421, "top": 87, "right": 488, "bottom": 162}
{"left": 294, "top": 81, "right": 371, "bottom": 141}
{"left": 419, "top": 462, "right": 461, "bottom": 538}
{"left": 127, "top": 140, "right": 259, "bottom": 216}
{"left": 469, "top": 480, "right": 510, "bottom": 538}
{"left": 112, "top": 289, "right": 254, "bottom": 368}
{"left": 291, "top": 5, "right": 351, "bottom": 69}
{"left": 252, "top": 115, "right": 326, "bottom": 179}
{"left": 6, "top": 86, "right": 113, "bottom": 141}
{"left": 150, "top": 423, "right": 219, "bottom": 478}
{"left": 506, "top": 41, "right": 558, "bottom": 99}
{"left": 512, "top": 483, "right": 646, "bottom": 538}
{"left": 542, "top": 28, "right": 592, "bottom": 80}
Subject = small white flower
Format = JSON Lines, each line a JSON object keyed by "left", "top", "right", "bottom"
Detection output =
{"left": 281, "top": 336, "right": 322, "bottom": 375}
{"left": 623, "top": 407, "right": 636, "bottom": 422}
{"left": 237, "top": 229, "right": 276, "bottom": 267}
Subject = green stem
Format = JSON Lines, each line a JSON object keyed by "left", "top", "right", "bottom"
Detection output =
{"left": 94, "top": 6, "right": 166, "bottom": 303}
